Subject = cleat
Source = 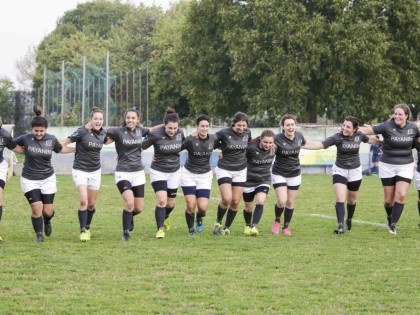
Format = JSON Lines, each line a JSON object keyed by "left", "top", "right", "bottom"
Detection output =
{"left": 282, "top": 227, "right": 291, "bottom": 236}
{"left": 164, "top": 218, "right": 171, "bottom": 231}
{"left": 272, "top": 221, "right": 280, "bottom": 235}
{"left": 250, "top": 226, "right": 259, "bottom": 236}
{"left": 86, "top": 229, "right": 91, "bottom": 238}
{"left": 0, "top": 235, "right": 2, "bottom": 242}
{"left": 346, "top": 219, "right": 352, "bottom": 232}
{"left": 35, "top": 233, "right": 44, "bottom": 243}
{"left": 212, "top": 222, "right": 222, "bottom": 235}
{"left": 244, "top": 226, "right": 252, "bottom": 236}
{"left": 156, "top": 228, "right": 165, "bottom": 239}
{"left": 334, "top": 226, "right": 345, "bottom": 234}
{"left": 221, "top": 228, "right": 230, "bottom": 236}
{"left": 80, "top": 231, "right": 90, "bottom": 242}
{"left": 188, "top": 229, "right": 196, "bottom": 237}
{"left": 388, "top": 225, "right": 397, "bottom": 235}
{"left": 129, "top": 217, "right": 134, "bottom": 232}
{"left": 122, "top": 231, "right": 130, "bottom": 241}
{"left": 196, "top": 217, "right": 204, "bottom": 233}
{"left": 44, "top": 221, "right": 52, "bottom": 237}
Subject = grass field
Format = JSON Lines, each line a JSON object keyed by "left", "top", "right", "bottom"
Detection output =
{"left": 1, "top": 174, "right": 420, "bottom": 314}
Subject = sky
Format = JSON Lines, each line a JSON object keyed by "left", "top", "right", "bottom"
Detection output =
{"left": 0, "top": 0, "right": 173, "bottom": 88}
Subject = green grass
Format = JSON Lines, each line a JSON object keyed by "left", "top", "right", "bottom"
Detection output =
{"left": 1, "top": 174, "right": 420, "bottom": 314}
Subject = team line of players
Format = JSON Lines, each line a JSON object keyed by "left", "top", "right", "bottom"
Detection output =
{"left": 0, "top": 103, "right": 419, "bottom": 243}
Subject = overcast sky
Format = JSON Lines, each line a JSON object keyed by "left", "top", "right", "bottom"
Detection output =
{"left": 0, "top": 0, "right": 173, "bottom": 87}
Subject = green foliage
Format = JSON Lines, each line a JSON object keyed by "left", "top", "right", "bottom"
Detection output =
{"left": 0, "top": 78, "right": 15, "bottom": 124}
{"left": 174, "top": 0, "right": 247, "bottom": 119}
{"left": 31, "top": 0, "right": 419, "bottom": 124}
{"left": 150, "top": 0, "right": 191, "bottom": 122}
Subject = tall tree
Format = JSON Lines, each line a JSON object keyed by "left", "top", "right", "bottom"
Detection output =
{"left": 174, "top": 0, "right": 246, "bottom": 119}
{"left": 0, "top": 78, "right": 15, "bottom": 123}
{"left": 150, "top": 0, "right": 191, "bottom": 122}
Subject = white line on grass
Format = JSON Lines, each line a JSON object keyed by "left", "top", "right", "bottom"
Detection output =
{"left": 310, "top": 214, "right": 388, "bottom": 228}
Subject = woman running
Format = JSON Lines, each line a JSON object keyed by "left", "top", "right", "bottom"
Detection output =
{"left": 309, "top": 116, "right": 382, "bottom": 233}
{"left": 242, "top": 130, "right": 276, "bottom": 236}
{"left": 212, "top": 111, "right": 252, "bottom": 236}
{"left": 181, "top": 114, "right": 220, "bottom": 236}
{"left": 271, "top": 114, "right": 321, "bottom": 236}
{"left": 61, "top": 107, "right": 106, "bottom": 242}
{"left": 106, "top": 107, "right": 160, "bottom": 241}
{"left": 14, "top": 108, "right": 73, "bottom": 243}
{"left": 142, "top": 108, "right": 185, "bottom": 239}
{"left": 359, "top": 103, "right": 419, "bottom": 234}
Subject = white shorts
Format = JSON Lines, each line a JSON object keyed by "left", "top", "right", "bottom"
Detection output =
{"left": 0, "top": 160, "right": 8, "bottom": 182}
{"left": 72, "top": 168, "right": 101, "bottom": 190}
{"left": 21, "top": 174, "right": 57, "bottom": 194}
{"left": 180, "top": 167, "right": 213, "bottom": 190}
{"left": 331, "top": 164, "right": 362, "bottom": 182}
{"left": 150, "top": 168, "right": 181, "bottom": 190}
{"left": 243, "top": 184, "right": 270, "bottom": 194}
{"left": 215, "top": 166, "right": 247, "bottom": 183}
{"left": 413, "top": 170, "right": 420, "bottom": 190}
{"left": 379, "top": 161, "right": 414, "bottom": 180}
{"left": 271, "top": 173, "right": 302, "bottom": 187}
{"left": 115, "top": 170, "right": 146, "bottom": 187}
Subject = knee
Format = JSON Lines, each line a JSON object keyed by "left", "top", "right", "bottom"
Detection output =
{"left": 79, "top": 199, "right": 88, "bottom": 209}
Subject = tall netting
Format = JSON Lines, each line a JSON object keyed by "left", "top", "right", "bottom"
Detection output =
{"left": 32, "top": 58, "right": 150, "bottom": 127}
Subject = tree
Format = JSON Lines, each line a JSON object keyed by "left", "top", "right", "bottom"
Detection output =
{"left": 0, "top": 78, "right": 15, "bottom": 124}
{"left": 15, "top": 46, "right": 37, "bottom": 91}
{"left": 149, "top": 0, "right": 191, "bottom": 122}
{"left": 174, "top": 0, "right": 246, "bottom": 120}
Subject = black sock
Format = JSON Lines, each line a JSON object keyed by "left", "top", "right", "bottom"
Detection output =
{"left": 385, "top": 205, "right": 393, "bottom": 226}
{"left": 283, "top": 208, "right": 294, "bottom": 228}
{"left": 0, "top": 205, "right": 2, "bottom": 222}
{"left": 78, "top": 210, "right": 88, "bottom": 231}
{"left": 391, "top": 202, "right": 404, "bottom": 225}
{"left": 335, "top": 202, "right": 345, "bottom": 226}
{"left": 155, "top": 206, "right": 166, "bottom": 229}
{"left": 217, "top": 205, "right": 228, "bottom": 223}
{"left": 185, "top": 212, "right": 195, "bottom": 230}
{"left": 86, "top": 208, "right": 96, "bottom": 229}
{"left": 133, "top": 211, "right": 140, "bottom": 216}
{"left": 31, "top": 216, "right": 43, "bottom": 234}
{"left": 252, "top": 204, "right": 264, "bottom": 226}
{"left": 224, "top": 209, "right": 237, "bottom": 228}
{"left": 43, "top": 210, "right": 55, "bottom": 224}
{"left": 347, "top": 203, "right": 356, "bottom": 220}
{"left": 275, "top": 205, "right": 284, "bottom": 222}
{"left": 243, "top": 209, "right": 252, "bottom": 226}
{"left": 165, "top": 207, "right": 174, "bottom": 219}
{"left": 123, "top": 210, "right": 133, "bottom": 232}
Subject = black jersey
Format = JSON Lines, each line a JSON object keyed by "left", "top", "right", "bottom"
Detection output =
{"left": 372, "top": 120, "right": 419, "bottom": 165}
{"left": 14, "top": 133, "right": 63, "bottom": 180}
{"left": 0, "top": 127, "right": 17, "bottom": 163}
{"left": 322, "top": 132, "right": 369, "bottom": 169}
{"left": 142, "top": 127, "right": 185, "bottom": 173}
{"left": 182, "top": 134, "right": 220, "bottom": 174}
{"left": 107, "top": 125, "right": 149, "bottom": 172}
{"left": 69, "top": 127, "right": 107, "bottom": 172}
{"left": 245, "top": 140, "right": 276, "bottom": 187}
{"left": 272, "top": 131, "right": 306, "bottom": 178}
{"left": 216, "top": 127, "right": 251, "bottom": 171}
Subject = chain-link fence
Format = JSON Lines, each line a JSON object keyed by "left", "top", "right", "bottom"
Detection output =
{"left": 28, "top": 54, "right": 150, "bottom": 129}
